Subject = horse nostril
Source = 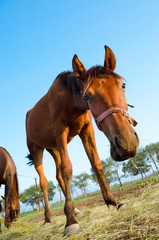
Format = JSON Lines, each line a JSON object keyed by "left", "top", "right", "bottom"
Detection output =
{"left": 114, "top": 135, "right": 128, "bottom": 151}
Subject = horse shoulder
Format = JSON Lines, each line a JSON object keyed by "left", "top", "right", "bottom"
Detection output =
{"left": 26, "top": 94, "right": 52, "bottom": 133}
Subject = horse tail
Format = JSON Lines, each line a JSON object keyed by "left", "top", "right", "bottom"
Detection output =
{"left": 26, "top": 153, "right": 34, "bottom": 166}
{"left": 26, "top": 110, "right": 34, "bottom": 166}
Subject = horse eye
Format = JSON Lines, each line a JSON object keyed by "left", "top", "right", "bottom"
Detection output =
{"left": 84, "top": 93, "right": 92, "bottom": 102}
{"left": 122, "top": 83, "right": 126, "bottom": 89}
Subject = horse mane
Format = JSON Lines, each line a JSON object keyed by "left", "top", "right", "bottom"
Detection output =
{"left": 58, "top": 67, "right": 123, "bottom": 97}
{"left": 14, "top": 172, "right": 19, "bottom": 196}
{"left": 58, "top": 71, "right": 84, "bottom": 96}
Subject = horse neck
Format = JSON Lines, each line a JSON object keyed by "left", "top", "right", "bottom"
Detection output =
{"left": 10, "top": 173, "right": 19, "bottom": 199}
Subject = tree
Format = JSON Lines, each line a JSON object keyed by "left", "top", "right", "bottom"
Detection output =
{"left": 90, "top": 158, "right": 123, "bottom": 186}
{"left": 144, "top": 142, "right": 159, "bottom": 173}
{"left": 90, "top": 159, "right": 113, "bottom": 185}
{"left": 56, "top": 183, "right": 63, "bottom": 206}
{"left": 20, "top": 181, "right": 56, "bottom": 210}
{"left": 47, "top": 181, "right": 56, "bottom": 201}
{"left": 0, "top": 200, "right": 4, "bottom": 213}
{"left": 20, "top": 185, "right": 39, "bottom": 210}
{"left": 122, "top": 149, "right": 151, "bottom": 179}
{"left": 70, "top": 179, "right": 79, "bottom": 198}
{"left": 111, "top": 161, "right": 123, "bottom": 187}
{"left": 72, "top": 173, "right": 91, "bottom": 197}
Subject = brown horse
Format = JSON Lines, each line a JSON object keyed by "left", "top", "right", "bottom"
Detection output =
{"left": 0, "top": 201, "right": 2, "bottom": 232}
{"left": 0, "top": 147, "right": 21, "bottom": 228}
{"left": 26, "top": 46, "right": 139, "bottom": 234}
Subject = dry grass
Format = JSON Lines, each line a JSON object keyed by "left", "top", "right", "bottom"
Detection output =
{"left": 0, "top": 183, "right": 159, "bottom": 240}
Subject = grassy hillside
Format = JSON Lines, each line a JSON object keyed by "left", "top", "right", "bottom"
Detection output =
{"left": 0, "top": 176, "right": 159, "bottom": 240}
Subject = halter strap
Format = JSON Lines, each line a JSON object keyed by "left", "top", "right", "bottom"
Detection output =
{"left": 94, "top": 107, "right": 138, "bottom": 130}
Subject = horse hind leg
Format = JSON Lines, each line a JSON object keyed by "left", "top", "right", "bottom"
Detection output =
{"left": 36, "top": 164, "right": 52, "bottom": 223}
{"left": 27, "top": 144, "right": 51, "bottom": 223}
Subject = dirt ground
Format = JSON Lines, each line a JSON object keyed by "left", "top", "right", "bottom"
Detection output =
{"left": 52, "top": 182, "right": 151, "bottom": 216}
{"left": 26, "top": 181, "right": 157, "bottom": 225}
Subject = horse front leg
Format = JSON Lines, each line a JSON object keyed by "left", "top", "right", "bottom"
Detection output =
{"left": 4, "top": 179, "right": 12, "bottom": 228}
{"left": 79, "top": 123, "right": 122, "bottom": 209}
{"left": 55, "top": 128, "right": 80, "bottom": 235}
{"left": 47, "top": 148, "right": 80, "bottom": 215}
{"left": 0, "top": 201, "right": 2, "bottom": 232}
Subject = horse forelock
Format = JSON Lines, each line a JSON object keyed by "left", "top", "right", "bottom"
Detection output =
{"left": 83, "top": 66, "right": 123, "bottom": 95}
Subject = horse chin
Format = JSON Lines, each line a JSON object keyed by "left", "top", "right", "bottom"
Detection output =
{"left": 110, "top": 143, "right": 129, "bottom": 162}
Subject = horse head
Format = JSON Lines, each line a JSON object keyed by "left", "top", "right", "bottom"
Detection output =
{"left": 10, "top": 195, "right": 21, "bottom": 221}
{"left": 72, "top": 46, "right": 139, "bottom": 161}
{"left": 1, "top": 194, "right": 22, "bottom": 222}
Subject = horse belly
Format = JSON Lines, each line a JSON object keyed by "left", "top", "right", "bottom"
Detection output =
{"left": 27, "top": 124, "right": 56, "bottom": 149}
{"left": 27, "top": 113, "right": 57, "bottom": 149}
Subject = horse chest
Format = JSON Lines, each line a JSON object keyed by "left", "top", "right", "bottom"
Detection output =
{"left": 68, "top": 123, "right": 82, "bottom": 137}
{"left": 68, "top": 115, "right": 89, "bottom": 138}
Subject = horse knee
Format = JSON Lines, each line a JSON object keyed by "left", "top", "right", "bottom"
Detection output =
{"left": 62, "top": 167, "right": 72, "bottom": 181}
{"left": 93, "top": 162, "right": 104, "bottom": 177}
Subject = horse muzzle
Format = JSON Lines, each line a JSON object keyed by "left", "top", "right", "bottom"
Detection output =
{"left": 92, "top": 106, "right": 139, "bottom": 161}
{"left": 110, "top": 131, "right": 139, "bottom": 161}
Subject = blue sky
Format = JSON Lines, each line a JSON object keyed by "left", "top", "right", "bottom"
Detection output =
{"left": 0, "top": 0, "right": 159, "bottom": 198}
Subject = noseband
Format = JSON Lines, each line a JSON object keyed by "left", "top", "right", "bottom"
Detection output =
{"left": 93, "top": 106, "right": 138, "bottom": 130}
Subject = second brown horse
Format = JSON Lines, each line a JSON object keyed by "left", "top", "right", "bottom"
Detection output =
{"left": 0, "top": 147, "right": 21, "bottom": 228}
{"left": 26, "top": 46, "right": 139, "bottom": 234}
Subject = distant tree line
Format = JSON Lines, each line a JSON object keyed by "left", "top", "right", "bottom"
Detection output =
{"left": 7, "top": 141, "right": 158, "bottom": 211}
{"left": 71, "top": 142, "right": 159, "bottom": 197}
{"left": 20, "top": 181, "right": 56, "bottom": 211}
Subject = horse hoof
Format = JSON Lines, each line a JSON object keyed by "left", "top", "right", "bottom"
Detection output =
{"left": 43, "top": 220, "right": 52, "bottom": 225}
{"left": 65, "top": 223, "right": 80, "bottom": 235}
{"left": 74, "top": 207, "right": 80, "bottom": 215}
{"left": 44, "top": 222, "right": 52, "bottom": 225}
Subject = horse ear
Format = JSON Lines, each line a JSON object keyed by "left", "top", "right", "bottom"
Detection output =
{"left": 72, "top": 54, "right": 86, "bottom": 81}
{"left": 104, "top": 45, "right": 116, "bottom": 71}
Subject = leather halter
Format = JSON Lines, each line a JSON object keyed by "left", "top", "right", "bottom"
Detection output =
{"left": 93, "top": 107, "right": 138, "bottom": 130}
